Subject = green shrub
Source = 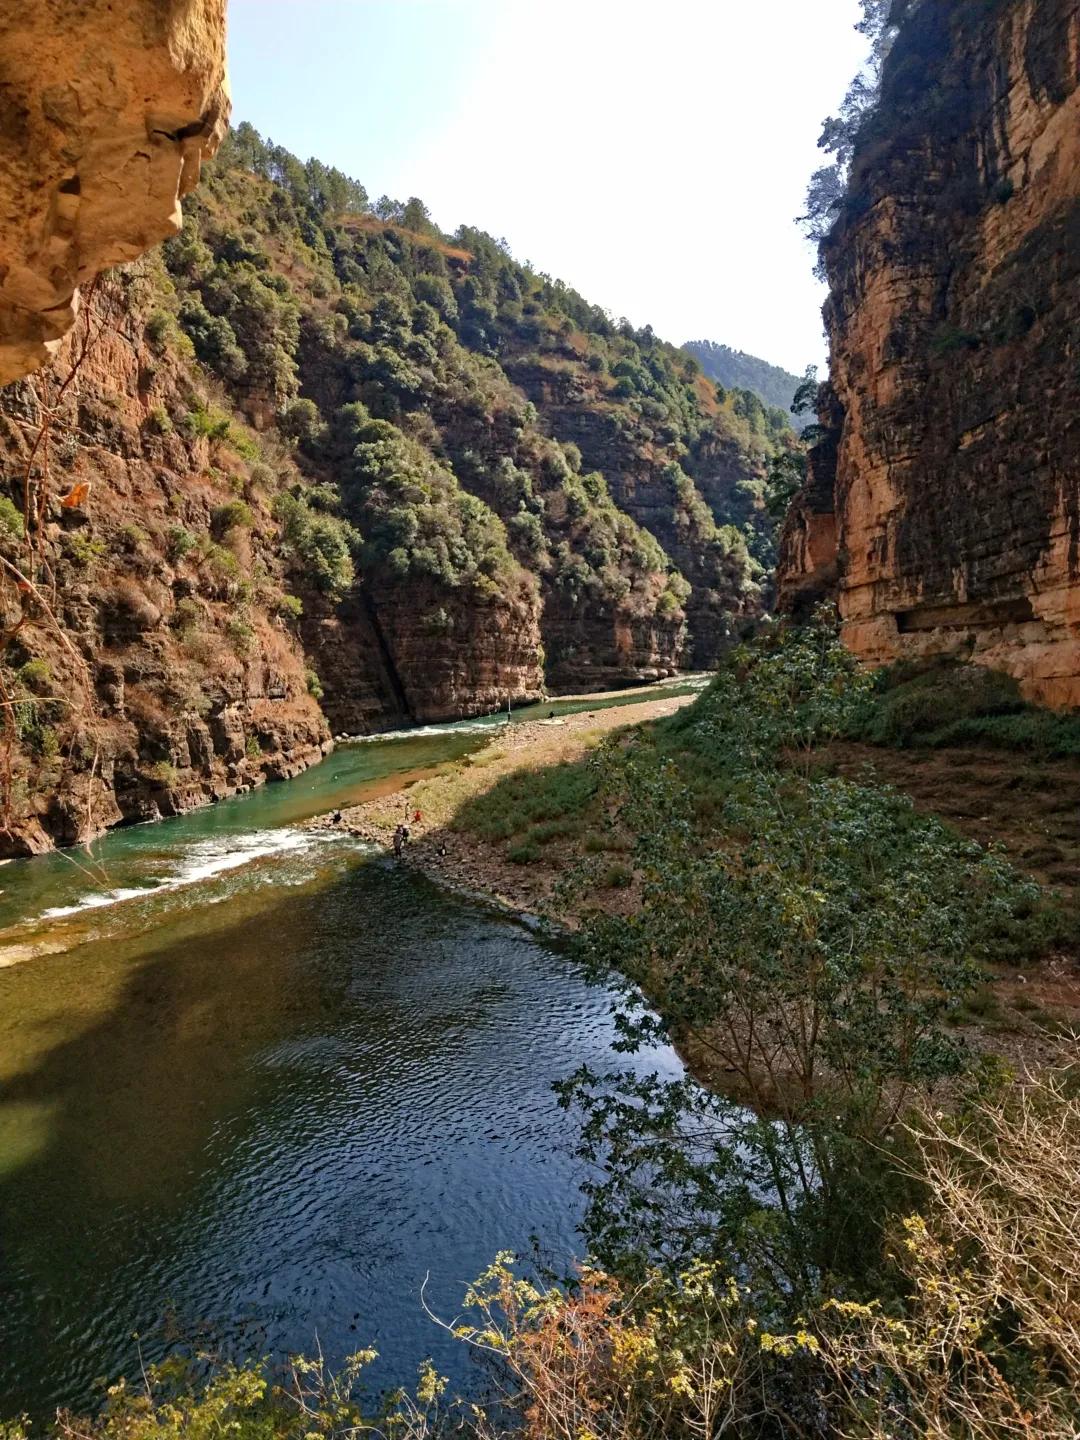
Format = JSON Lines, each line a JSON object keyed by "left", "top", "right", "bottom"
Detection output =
{"left": 167, "top": 526, "right": 198, "bottom": 562}
{"left": 556, "top": 622, "right": 1042, "bottom": 1304}
{"left": 172, "top": 596, "right": 202, "bottom": 633}
{"left": 184, "top": 402, "right": 232, "bottom": 441}
{"left": 116, "top": 523, "right": 148, "bottom": 552}
{"left": 305, "top": 668, "right": 324, "bottom": 700}
{"left": 273, "top": 491, "right": 358, "bottom": 598}
{"left": 275, "top": 593, "right": 303, "bottom": 620}
{"left": 212, "top": 500, "right": 255, "bottom": 535}
{"left": 145, "top": 406, "right": 173, "bottom": 436}
{"left": 226, "top": 615, "right": 255, "bottom": 652}
{"left": 0, "top": 496, "right": 23, "bottom": 540}
{"left": 62, "top": 532, "right": 107, "bottom": 568}
{"left": 845, "top": 661, "right": 1080, "bottom": 755}
{"left": 144, "top": 309, "right": 173, "bottom": 347}
{"left": 26, "top": 724, "right": 60, "bottom": 760}
{"left": 17, "top": 659, "right": 51, "bottom": 693}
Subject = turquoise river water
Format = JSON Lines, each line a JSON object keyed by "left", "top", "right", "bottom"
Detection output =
{"left": 0, "top": 681, "right": 703, "bottom": 1420}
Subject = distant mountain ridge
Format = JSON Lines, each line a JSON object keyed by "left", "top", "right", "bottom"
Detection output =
{"left": 683, "top": 340, "right": 810, "bottom": 431}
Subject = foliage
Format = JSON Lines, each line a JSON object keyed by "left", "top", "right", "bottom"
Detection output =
{"left": 845, "top": 660, "right": 1080, "bottom": 756}
{"left": 454, "top": 619, "right": 1040, "bottom": 1316}
{"left": 682, "top": 341, "right": 809, "bottom": 431}
{"left": 339, "top": 412, "right": 520, "bottom": 591}
{"left": 275, "top": 593, "right": 304, "bottom": 620}
{"left": 145, "top": 405, "right": 174, "bottom": 436}
{"left": 44, "top": 1347, "right": 449, "bottom": 1440}
{"left": 212, "top": 500, "right": 255, "bottom": 535}
{"left": 22, "top": 1067, "right": 1078, "bottom": 1440}
{"left": 821, "top": 1068, "right": 1080, "bottom": 1438}
{"left": 162, "top": 122, "right": 793, "bottom": 670}
{"left": 273, "top": 492, "right": 359, "bottom": 599}
{"left": 799, "top": 1, "right": 904, "bottom": 259}
{"left": 166, "top": 526, "right": 198, "bottom": 562}
{"left": 0, "top": 496, "right": 25, "bottom": 541}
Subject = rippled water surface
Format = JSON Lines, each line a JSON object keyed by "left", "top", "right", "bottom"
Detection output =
{"left": 0, "top": 685, "right": 692, "bottom": 1419}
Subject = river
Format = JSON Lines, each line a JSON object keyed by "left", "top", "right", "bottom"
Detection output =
{"left": 0, "top": 681, "right": 702, "bottom": 1420}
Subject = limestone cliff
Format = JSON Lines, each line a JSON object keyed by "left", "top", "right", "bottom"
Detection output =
{"left": 779, "top": 0, "right": 1080, "bottom": 706}
{"left": 0, "top": 0, "right": 229, "bottom": 386}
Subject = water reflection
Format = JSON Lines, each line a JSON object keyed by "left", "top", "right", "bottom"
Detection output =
{"left": 0, "top": 862, "right": 681, "bottom": 1419}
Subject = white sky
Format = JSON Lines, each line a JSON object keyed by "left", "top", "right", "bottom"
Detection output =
{"left": 229, "top": 1, "right": 869, "bottom": 374}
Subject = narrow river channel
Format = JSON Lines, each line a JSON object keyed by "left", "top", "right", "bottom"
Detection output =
{"left": 0, "top": 682, "right": 701, "bottom": 1420}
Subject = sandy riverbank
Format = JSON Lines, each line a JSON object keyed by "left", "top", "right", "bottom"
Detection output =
{"left": 308, "top": 691, "right": 696, "bottom": 922}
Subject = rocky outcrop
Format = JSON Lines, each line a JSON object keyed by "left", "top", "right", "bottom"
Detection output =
{"left": 779, "top": 0, "right": 1080, "bottom": 706}
{"left": 542, "top": 593, "right": 683, "bottom": 693}
{"left": 304, "top": 580, "right": 545, "bottom": 735}
{"left": 0, "top": 270, "right": 328, "bottom": 856}
{"left": 372, "top": 576, "right": 544, "bottom": 723}
{"left": 0, "top": 0, "right": 229, "bottom": 386}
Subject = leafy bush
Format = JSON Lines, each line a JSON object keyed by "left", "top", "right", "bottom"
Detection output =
{"left": 184, "top": 402, "right": 232, "bottom": 441}
{"left": 17, "top": 659, "right": 51, "bottom": 693}
{"left": 342, "top": 415, "right": 518, "bottom": 591}
{"left": 166, "top": 526, "right": 198, "bottom": 562}
{"left": 144, "top": 309, "right": 173, "bottom": 347}
{"left": 145, "top": 406, "right": 173, "bottom": 436}
{"left": 178, "top": 295, "right": 248, "bottom": 381}
{"left": 846, "top": 660, "right": 1080, "bottom": 756}
{"left": 171, "top": 597, "right": 202, "bottom": 634}
{"left": 275, "top": 593, "right": 303, "bottom": 620}
{"left": 61, "top": 532, "right": 106, "bottom": 568}
{"left": 0, "top": 496, "right": 23, "bottom": 540}
{"left": 226, "top": 614, "right": 255, "bottom": 652}
{"left": 273, "top": 491, "right": 359, "bottom": 599}
{"left": 211, "top": 500, "right": 255, "bottom": 535}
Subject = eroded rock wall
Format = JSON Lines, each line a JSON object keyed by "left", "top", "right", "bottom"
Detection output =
{"left": 0, "top": 0, "right": 229, "bottom": 386}
{"left": 780, "top": 0, "right": 1080, "bottom": 705}
{"left": 0, "top": 269, "right": 328, "bottom": 856}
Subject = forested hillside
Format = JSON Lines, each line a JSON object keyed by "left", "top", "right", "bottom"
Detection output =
{"left": 0, "top": 122, "right": 793, "bottom": 853}
{"left": 177, "top": 125, "right": 795, "bottom": 690}
{"left": 682, "top": 339, "right": 810, "bottom": 431}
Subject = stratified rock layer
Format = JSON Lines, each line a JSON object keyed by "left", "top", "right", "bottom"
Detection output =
{"left": 0, "top": 0, "right": 229, "bottom": 385}
{"left": 779, "top": 0, "right": 1080, "bottom": 706}
{"left": 0, "top": 271, "right": 328, "bottom": 857}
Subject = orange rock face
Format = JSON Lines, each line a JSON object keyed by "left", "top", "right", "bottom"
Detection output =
{"left": 779, "top": 0, "right": 1080, "bottom": 706}
{"left": 0, "top": 0, "right": 229, "bottom": 386}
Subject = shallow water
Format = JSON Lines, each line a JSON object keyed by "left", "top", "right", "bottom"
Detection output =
{"left": 0, "top": 683, "right": 692, "bottom": 1419}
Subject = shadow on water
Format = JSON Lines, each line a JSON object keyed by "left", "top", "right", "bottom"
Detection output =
{"left": 0, "top": 856, "right": 678, "bottom": 1421}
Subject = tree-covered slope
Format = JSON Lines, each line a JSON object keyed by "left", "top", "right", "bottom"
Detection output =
{"left": 0, "top": 123, "right": 797, "bottom": 852}
{"left": 169, "top": 125, "right": 795, "bottom": 698}
{"left": 682, "top": 339, "right": 811, "bottom": 432}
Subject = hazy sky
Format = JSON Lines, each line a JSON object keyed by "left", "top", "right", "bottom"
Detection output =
{"left": 227, "top": 2, "right": 868, "bottom": 374}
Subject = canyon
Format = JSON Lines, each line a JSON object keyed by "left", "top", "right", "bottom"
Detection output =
{"left": 780, "top": 0, "right": 1080, "bottom": 707}
{"left": 0, "top": 68, "right": 787, "bottom": 854}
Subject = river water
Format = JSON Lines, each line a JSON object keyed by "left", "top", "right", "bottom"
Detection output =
{"left": 0, "top": 682, "right": 701, "bottom": 1420}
